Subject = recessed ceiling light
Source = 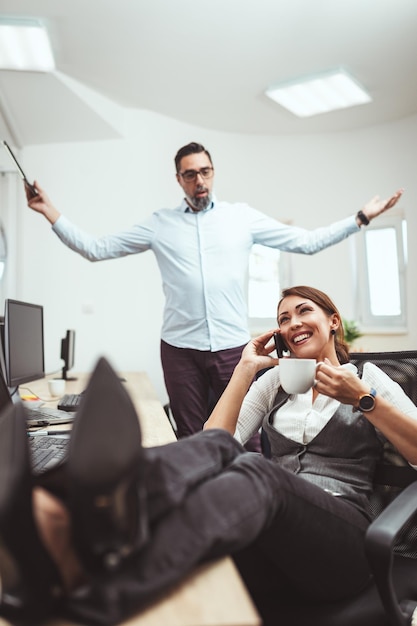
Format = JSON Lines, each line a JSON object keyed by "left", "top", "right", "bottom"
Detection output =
{"left": 265, "top": 69, "right": 372, "bottom": 118}
{"left": 0, "top": 18, "right": 55, "bottom": 72}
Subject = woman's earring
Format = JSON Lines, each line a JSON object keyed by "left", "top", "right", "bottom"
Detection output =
{"left": 330, "top": 329, "right": 336, "bottom": 336}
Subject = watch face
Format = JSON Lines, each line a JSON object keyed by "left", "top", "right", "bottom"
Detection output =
{"left": 359, "top": 394, "right": 375, "bottom": 411}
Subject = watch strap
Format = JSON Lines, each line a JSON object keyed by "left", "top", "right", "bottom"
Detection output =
{"left": 357, "top": 210, "right": 370, "bottom": 226}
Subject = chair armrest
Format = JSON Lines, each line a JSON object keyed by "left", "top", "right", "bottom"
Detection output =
{"left": 368, "top": 479, "right": 417, "bottom": 548}
{"left": 365, "top": 480, "right": 417, "bottom": 626}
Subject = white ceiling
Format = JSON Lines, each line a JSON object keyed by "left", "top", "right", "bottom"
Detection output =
{"left": 0, "top": 0, "right": 417, "bottom": 146}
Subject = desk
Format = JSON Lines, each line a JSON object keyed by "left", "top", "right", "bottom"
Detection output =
{"left": 4, "top": 372, "right": 261, "bottom": 626}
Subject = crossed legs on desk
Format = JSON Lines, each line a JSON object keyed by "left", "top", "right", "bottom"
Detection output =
{"left": 0, "top": 357, "right": 255, "bottom": 624}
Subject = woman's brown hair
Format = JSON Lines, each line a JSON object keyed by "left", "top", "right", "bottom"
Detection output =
{"left": 277, "top": 286, "right": 350, "bottom": 364}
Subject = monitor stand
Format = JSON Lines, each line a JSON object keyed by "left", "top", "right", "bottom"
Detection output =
{"left": 62, "top": 367, "right": 77, "bottom": 381}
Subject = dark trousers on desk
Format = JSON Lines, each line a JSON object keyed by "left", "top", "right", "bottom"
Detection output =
{"left": 160, "top": 339, "right": 261, "bottom": 451}
{"left": 66, "top": 430, "right": 371, "bottom": 626}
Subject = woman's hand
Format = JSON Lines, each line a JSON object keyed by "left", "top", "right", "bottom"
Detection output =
{"left": 239, "top": 330, "right": 279, "bottom": 373}
{"left": 314, "top": 358, "right": 367, "bottom": 406}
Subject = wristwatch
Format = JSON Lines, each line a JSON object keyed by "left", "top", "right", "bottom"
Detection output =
{"left": 356, "top": 210, "right": 370, "bottom": 226}
{"left": 357, "top": 388, "right": 377, "bottom": 412}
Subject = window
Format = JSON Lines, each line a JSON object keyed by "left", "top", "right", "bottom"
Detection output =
{"left": 248, "top": 244, "right": 291, "bottom": 330}
{"left": 355, "top": 216, "right": 407, "bottom": 331}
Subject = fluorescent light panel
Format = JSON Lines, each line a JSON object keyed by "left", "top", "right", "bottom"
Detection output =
{"left": 265, "top": 70, "right": 371, "bottom": 118}
{"left": 0, "top": 18, "right": 55, "bottom": 71}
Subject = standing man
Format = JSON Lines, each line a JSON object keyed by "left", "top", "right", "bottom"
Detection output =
{"left": 26, "top": 142, "right": 403, "bottom": 446}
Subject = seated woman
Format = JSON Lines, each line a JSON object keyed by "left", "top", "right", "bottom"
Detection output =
{"left": 0, "top": 285, "right": 416, "bottom": 626}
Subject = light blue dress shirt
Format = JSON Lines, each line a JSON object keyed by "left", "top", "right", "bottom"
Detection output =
{"left": 52, "top": 197, "right": 359, "bottom": 351}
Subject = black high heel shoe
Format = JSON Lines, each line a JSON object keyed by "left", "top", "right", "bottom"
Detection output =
{"left": 0, "top": 402, "right": 64, "bottom": 622}
{"left": 67, "top": 357, "right": 148, "bottom": 574}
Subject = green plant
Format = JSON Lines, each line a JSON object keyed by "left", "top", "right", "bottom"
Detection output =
{"left": 342, "top": 318, "right": 363, "bottom": 348}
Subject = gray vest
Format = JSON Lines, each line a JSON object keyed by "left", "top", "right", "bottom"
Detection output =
{"left": 262, "top": 388, "right": 383, "bottom": 517}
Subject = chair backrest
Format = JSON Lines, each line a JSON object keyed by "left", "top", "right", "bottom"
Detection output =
{"left": 349, "top": 350, "right": 417, "bottom": 405}
{"left": 350, "top": 350, "right": 417, "bottom": 557}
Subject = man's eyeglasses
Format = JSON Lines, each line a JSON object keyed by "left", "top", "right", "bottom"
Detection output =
{"left": 179, "top": 167, "right": 214, "bottom": 182}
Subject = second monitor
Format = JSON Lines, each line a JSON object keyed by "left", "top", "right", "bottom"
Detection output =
{"left": 60, "top": 329, "right": 76, "bottom": 380}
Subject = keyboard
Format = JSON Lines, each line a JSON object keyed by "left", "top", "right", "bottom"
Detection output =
{"left": 57, "top": 392, "right": 84, "bottom": 412}
{"left": 29, "top": 434, "right": 69, "bottom": 475}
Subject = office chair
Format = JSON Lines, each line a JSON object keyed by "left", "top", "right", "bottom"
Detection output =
{"left": 163, "top": 403, "right": 178, "bottom": 438}
{"left": 163, "top": 388, "right": 218, "bottom": 439}
{"left": 260, "top": 350, "right": 417, "bottom": 626}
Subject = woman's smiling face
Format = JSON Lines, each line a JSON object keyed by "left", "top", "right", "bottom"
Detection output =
{"left": 277, "top": 295, "right": 339, "bottom": 362}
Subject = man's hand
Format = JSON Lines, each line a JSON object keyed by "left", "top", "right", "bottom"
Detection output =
{"left": 26, "top": 180, "right": 61, "bottom": 225}
{"left": 361, "top": 188, "right": 404, "bottom": 222}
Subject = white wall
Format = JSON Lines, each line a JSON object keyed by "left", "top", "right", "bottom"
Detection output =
{"left": 2, "top": 97, "right": 416, "bottom": 404}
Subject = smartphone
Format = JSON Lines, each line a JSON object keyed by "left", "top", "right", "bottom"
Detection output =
{"left": 273, "top": 332, "right": 287, "bottom": 358}
{"left": 2, "top": 140, "right": 38, "bottom": 198}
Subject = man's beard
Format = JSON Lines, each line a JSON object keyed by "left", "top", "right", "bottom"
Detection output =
{"left": 186, "top": 186, "right": 212, "bottom": 212}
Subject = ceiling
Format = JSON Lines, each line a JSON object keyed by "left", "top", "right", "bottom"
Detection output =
{"left": 0, "top": 0, "right": 417, "bottom": 147}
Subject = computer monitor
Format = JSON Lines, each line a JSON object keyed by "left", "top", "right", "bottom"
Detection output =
{"left": 0, "top": 316, "right": 7, "bottom": 384}
{"left": 4, "top": 299, "right": 45, "bottom": 388}
{"left": 60, "top": 329, "right": 76, "bottom": 380}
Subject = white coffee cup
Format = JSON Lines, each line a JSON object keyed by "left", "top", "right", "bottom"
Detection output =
{"left": 279, "top": 358, "right": 317, "bottom": 394}
{"left": 48, "top": 378, "right": 66, "bottom": 397}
